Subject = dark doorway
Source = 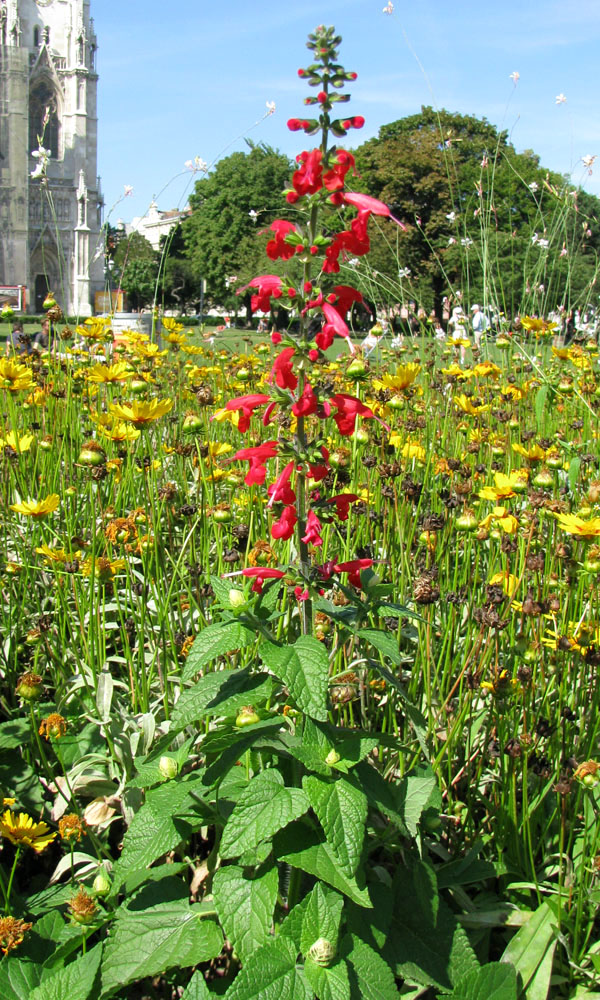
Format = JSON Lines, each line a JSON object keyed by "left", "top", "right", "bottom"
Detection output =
{"left": 35, "top": 273, "right": 50, "bottom": 312}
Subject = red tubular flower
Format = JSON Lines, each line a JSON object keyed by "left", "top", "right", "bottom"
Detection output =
{"left": 234, "top": 441, "right": 278, "bottom": 485}
{"left": 334, "top": 558, "right": 373, "bottom": 587}
{"left": 271, "top": 504, "right": 298, "bottom": 541}
{"left": 267, "top": 461, "right": 296, "bottom": 507}
{"left": 292, "top": 149, "right": 323, "bottom": 197}
{"left": 331, "top": 285, "right": 364, "bottom": 318}
{"left": 270, "top": 347, "right": 297, "bottom": 390}
{"left": 265, "top": 220, "right": 299, "bottom": 261}
{"left": 302, "top": 510, "right": 323, "bottom": 547}
{"left": 271, "top": 330, "right": 282, "bottom": 345}
{"left": 323, "top": 150, "right": 356, "bottom": 192}
{"left": 343, "top": 192, "right": 406, "bottom": 231}
{"left": 225, "top": 393, "right": 271, "bottom": 433}
{"left": 242, "top": 567, "right": 286, "bottom": 593}
{"left": 238, "top": 275, "right": 284, "bottom": 313}
{"left": 288, "top": 117, "right": 309, "bottom": 130}
{"left": 292, "top": 381, "right": 318, "bottom": 417}
{"left": 307, "top": 446, "right": 330, "bottom": 482}
{"left": 329, "top": 393, "right": 374, "bottom": 436}
{"left": 341, "top": 116, "right": 365, "bottom": 130}
{"left": 326, "top": 493, "right": 359, "bottom": 520}
{"left": 322, "top": 302, "right": 350, "bottom": 339}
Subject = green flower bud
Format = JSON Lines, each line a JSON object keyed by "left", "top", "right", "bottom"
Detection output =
{"left": 158, "top": 756, "right": 178, "bottom": 780}
{"left": 308, "top": 937, "right": 336, "bottom": 967}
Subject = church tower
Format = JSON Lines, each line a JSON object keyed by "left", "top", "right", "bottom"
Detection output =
{"left": 0, "top": 0, "right": 103, "bottom": 315}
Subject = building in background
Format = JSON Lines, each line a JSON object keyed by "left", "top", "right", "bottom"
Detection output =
{"left": 0, "top": 0, "right": 103, "bottom": 314}
{"left": 124, "top": 201, "right": 190, "bottom": 251}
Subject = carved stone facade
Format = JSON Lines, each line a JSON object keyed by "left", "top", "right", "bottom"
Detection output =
{"left": 0, "top": 0, "right": 103, "bottom": 315}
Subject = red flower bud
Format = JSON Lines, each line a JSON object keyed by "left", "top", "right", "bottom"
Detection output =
{"left": 317, "top": 90, "right": 327, "bottom": 103}
{"left": 308, "top": 349, "right": 319, "bottom": 361}
{"left": 304, "top": 281, "right": 313, "bottom": 293}
{"left": 287, "top": 287, "right": 296, "bottom": 297}
{"left": 326, "top": 293, "right": 337, "bottom": 303}
{"left": 271, "top": 331, "right": 282, "bottom": 344}
{"left": 287, "top": 118, "right": 304, "bottom": 131}
{"left": 286, "top": 191, "right": 299, "bottom": 204}
{"left": 298, "top": 68, "right": 306, "bottom": 77}
{"left": 295, "top": 244, "right": 304, "bottom": 252}
{"left": 349, "top": 72, "right": 358, "bottom": 80}
{"left": 310, "top": 245, "right": 319, "bottom": 255}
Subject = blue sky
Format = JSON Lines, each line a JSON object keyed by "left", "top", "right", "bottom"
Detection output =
{"left": 94, "top": 0, "right": 600, "bottom": 224}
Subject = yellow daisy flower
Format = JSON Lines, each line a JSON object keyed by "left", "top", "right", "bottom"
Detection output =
{"left": 0, "top": 810, "right": 56, "bottom": 852}
{"left": 108, "top": 399, "right": 173, "bottom": 425}
{"left": 10, "top": 494, "right": 59, "bottom": 518}
{"left": 0, "top": 360, "right": 35, "bottom": 393}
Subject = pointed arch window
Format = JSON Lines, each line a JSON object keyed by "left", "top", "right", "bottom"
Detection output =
{"left": 29, "top": 81, "right": 60, "bottom": 160}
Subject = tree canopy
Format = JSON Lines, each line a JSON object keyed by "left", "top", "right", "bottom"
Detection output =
{"left": 354, "top": 106, "right": 600, "bottom": 317}
{"left": 182, "top": 142, "right": 293, "bottom": 312}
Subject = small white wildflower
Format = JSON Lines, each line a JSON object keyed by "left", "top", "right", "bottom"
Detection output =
{"left": 382, "top": 1, "right": 394, "bottom": 13}
{"left": 509, "top": 71, "right": 520, "bottom": 84}
{"left": 446, "top": 211, "right": 457, "bottom": 223}
{"left": 398, "top": 267, "right": 411, "bottom": 279}
{"left": 30, "top": 146, "right": 51, "bottom": 179}
{"left": 555, "top": 93, "right": 567, "bottom": 105}
{"left": 248, "top": 209, "right": 258, "bottom": 223}
{"left": 582, "top": 154, "right": 597, "bottom": 173}
{"left": 528, "top": 181, "right": 539, "bottom": 192}
{"left": 537, "top": 239, "right": 549, "bottom": 249}
{"left": 531, "top": 233, "right": 539, "bottom": 245}
{"left": 448, "top": 237, "right": 457, "bottom": 246}
{"left": 481, "top": 155, "right": 489, "bottom": 169}
{"left": 185, "top": 157, "right": 208, "bottom": 173}
{"left": 123, "top": 184, "right": 134, "bottom": 197}
{"left": 265, "top": 101, "right": 276, "bottom": 115}
{"left": 461, "top": 237, "right": 473, "bottom": 248}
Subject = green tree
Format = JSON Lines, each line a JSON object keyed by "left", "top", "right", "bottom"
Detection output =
{"left": 355, "top": 107, "right": 600, "bottom": 320}
{"left": 112, "top": 231, "right": 159, "bottom": 312}
{"left": 182, "top": 143, "right": 293, "bottom": 321}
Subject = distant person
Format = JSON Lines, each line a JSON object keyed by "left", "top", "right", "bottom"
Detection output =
{"left": 32, "top": 317, "right": 51, "bottom": 352}
{"left": 6, "top": 319, "right": 33, "bottom": 356}
{"left": 564, "top": 311, "right": 576, "bottom": 346}
{"left": 470, "top": 303, "right": 489, "bottom": 347}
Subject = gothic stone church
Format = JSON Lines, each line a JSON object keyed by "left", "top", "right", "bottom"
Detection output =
{"left": 0, "top": 0, "right": 103, "bottom": 314}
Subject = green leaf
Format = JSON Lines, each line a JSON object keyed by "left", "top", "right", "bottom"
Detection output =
{"left": 128, "top": 736, "right": 195, "bottom": 789}
{"left": 568, "top": 456, "right": 581, "bottom": 495}
{"left": 305, "top": 956, "right": 351, "bottom": 1000}
{"left": 202, "top": 722, "right": 283, "bottom": 788}
{"left": 225, "top": 937, "right": 312, "bottom": 1000}
{"left": 345, "top": 935, "right": 400, "bottom": 1000}
{"left": 213, "top": 864, "right": 278, "bottom": 962}
{"left": 357, "top": 629, "right": 401, "bottom": 666}
{"left": 351, "top": 761, "right": 408, "bottom": 835}
{"left": 260, "top": 636, "right": 329, "bottom": 720}
{"left": 182, "top": 621, "right": 256, "bottom": 682}
{"left": 29, "top": 943, "right": 102, "bottom": 1000}
{"left": 0, "top": 959, "right": 41, "bottom": 1000}
{"left": 101, "top": 902, "right": 222, "bottom": 996}
{"left": 220, "top": 769, "right": 309, "bottom": 858}
{"left": 274, "top": 823, "right": 372, "bottom": 908}
{"left": 303, "top": 774, "right": 367, "bottom": 876}
{"left": 397, "top": 766, "right": 438, "bottom": 837}
{"left": 535, "top": 383, "right": 549, "bottom": 431}
{"left": 0, "top": 718, "right": 30, "bottom": 751}
{"left": 113, "top": 774, "right": 209, "bottom": 883}
{"left": 448, "top": 962, "right": 517, "bottom": 1000}
{"left": 384, "top": 860, "right": 478, "bottom": 989}
{"left": 182, "top": 971, "right": 213, "bottom": 999}
{"left": 501, "top": 902, "right": 556, "bottom": 997}
{"left": 299, "top": 883, "right": 345, "bottom": 957}
{"left": 172, "top": 669, "right": 272, "bottom": 730}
